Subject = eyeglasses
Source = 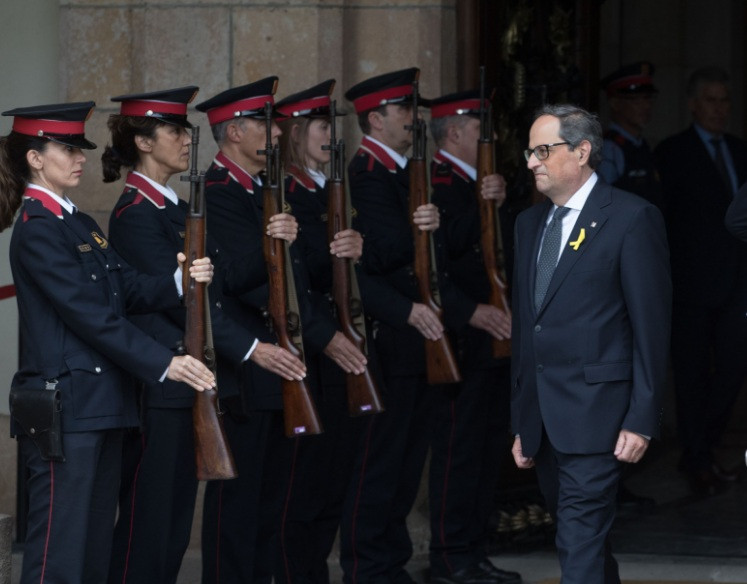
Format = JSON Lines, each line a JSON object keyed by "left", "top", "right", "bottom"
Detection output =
{"left": 523, "top": 142, "right": 571, "bottom": 162}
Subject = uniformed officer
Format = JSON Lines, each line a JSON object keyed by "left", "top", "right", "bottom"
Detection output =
{"left": 273, "top": 79, "right": 371, "bottom": 584}
{"left": 102, "top": 86, "right": 306, "bottom": 584}
{"left": 196, "top": 77, "right": 336, "bottom": 584}
{"left": 598, "top": 61, "right": 662, "bottom": 206}
{"left": 338, "top": 67, "right": 443, "bottom": 584}
{"left": 0, "top": 101, "right": 215, "bottom": 584}
{"left": 427, "top": 90, "right": 520, "bottom": 584}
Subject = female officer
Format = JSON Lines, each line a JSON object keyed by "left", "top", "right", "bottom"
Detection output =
{"left": 101, "top": 87, "right": 308, "bottom": 584}
{"left": 0, "top": 101, "right": 215, "bottom": 584}
{"left": 273, "top": 80, "right": 372, "bottom": 584}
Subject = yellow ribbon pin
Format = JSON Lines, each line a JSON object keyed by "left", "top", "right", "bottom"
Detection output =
{"left": 569, "top": 228, "right": 586, "bottom": 251}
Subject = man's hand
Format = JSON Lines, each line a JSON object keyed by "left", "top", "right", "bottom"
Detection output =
{"left": 413, "top": 203, "right": 440, "bottom": 232}
{"left": 177, "top": 253, "right": 214, "bottom": 284}
{"left": 407, "top": 303, "right": 444, "bottom": 341}
{"left": 323, "top": 331, "right": 367, "bottom": 374}
{"left": 267, "top": 213, "right": 298, "bottom": 243}
{"left": 479, "top": 173, "right": 507, "bottom": 206}
{"left": 250, "top": 342, "right": 307, "bottom": 381}
{"left": 512, "top": 436, "right": 534, "bottom": 469}
{"left": 330, "top": 229, "right": 363, "bottom": 261}
{"left": 167, "top": 355, "right": 215, "bottom": 391}
{"left": 468, "top": 304, "right": 511, "bottom": 340}
{"left": 614, "top": 429, "right": 650, "bottom": 463}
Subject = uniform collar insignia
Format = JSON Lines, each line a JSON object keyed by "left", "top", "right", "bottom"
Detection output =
{"left": 124, "top": 172, "right": 166, "bottom": 209}
{"left": 287, "top": 164, "right": 317, "bottom": 192}
{"left": 23, "top": 187, "right": 64, "bottom": 219}
{"left": 432, "top": 150, "right": 470, "bottom": 182}
{"left": 358, "top": 135, "right": 398, "bottom": 173}
{"left": 215, "top": 151, "right": 257, "bottom": 194}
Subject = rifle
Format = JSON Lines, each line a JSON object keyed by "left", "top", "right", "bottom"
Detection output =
{"left": 181, "top": 126, "right": 238, "bottom": 480}
{"left": 259, "top": 102, "right": 323, "bottom": 437}
{"left": 407, "top": 79, "right": 462, "bottom": 385}
{"left": 477, "top": 65, "right": 511, "bottom": 359}
{"left": 324, "top": 100, "right": 385, "bottom": 417}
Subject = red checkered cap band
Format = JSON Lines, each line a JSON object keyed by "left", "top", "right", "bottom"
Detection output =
{"left": 606, "top": 74, "right": 654, "bottom": 94}
{"left": 276, "top": 95, "right": 330, "bottom": 117}
{"left": 120, "top": 100, "right": 189, "bottom": 117}
{"left": 12, "top": 117, "right": 86, "bottom": 137}
{"left": 352, "top": 84, "right": 413, "bottom": 113}
{"left": 206, "top": 95, "right": 275, "bottom": 125}
{"left": 431, "top": 98, "right": 486, "bottom": 119}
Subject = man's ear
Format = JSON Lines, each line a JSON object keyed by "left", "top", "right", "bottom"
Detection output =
{"left": 446, "top": 122, "right": 461, "bottom": 145}
{"left": 368, "top": 110, "right": 384, "bottom": 132}
{"left": 576, "top": 139, "right": 592, "bottom": 166}
{"left": 134, "top": 134, "right": 153, "bottom": 153}
{"left": 225, "top": 121, "right": 244, "bottom": 144}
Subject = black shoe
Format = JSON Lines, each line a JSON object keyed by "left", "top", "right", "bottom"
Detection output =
{"left": 477, "top": 560, "right": 522, "bottom": 584}
{"left": 432, "top": 563, "right": 522, "bottom": 584}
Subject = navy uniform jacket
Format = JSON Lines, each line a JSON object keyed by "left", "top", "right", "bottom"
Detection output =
{"left": 348, "top": 136, "right": 427, "bottom": 376}
{"left": 204, "top": 153, "right": 335, "bottom": 410}
{"left": 10, "top": 190, "right": 178, "bottom": 433}
{"left": 284, "top": 166, "right": 346, "bottom": 387}
{"left": 108, "top": 172, "right": 257, "bottom": 409}
{"left": 510, "top": 180, "right": 671, "bottom": 457}
{"left": 430, "top": 151, "right": 510, "bottom": 370}
{"left": 654, "top": 125, "right": 747, "bottom": 308}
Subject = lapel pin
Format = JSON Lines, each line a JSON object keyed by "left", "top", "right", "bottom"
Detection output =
{"left": 591, "top": 221, "right": 597, "bottom": 228}
{"left": 569, "top": 228, "right": 586, "bottom": 251}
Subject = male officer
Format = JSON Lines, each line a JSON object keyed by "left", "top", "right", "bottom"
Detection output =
{"left": 338, "top": 67, "right": 443, "bottom": 584}
{"left": 196, "top": 77, "right": 365, "bottom": 584}
{"left": 598, "top": 61, "right": 661, "bottom": 206}
{"left": 427, "top": 89, "right": 520, "bottom": 584}
{"left": 511, "top": 104, "right": 670, "bottom": 582}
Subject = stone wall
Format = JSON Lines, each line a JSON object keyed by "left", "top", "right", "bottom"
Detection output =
{"left": 57, "top": 0, "right": 457, "bottom": 228}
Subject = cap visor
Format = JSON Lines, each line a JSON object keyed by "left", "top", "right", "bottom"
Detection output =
{"left": 48, "top": 136, "right": 97, "bottom": 150}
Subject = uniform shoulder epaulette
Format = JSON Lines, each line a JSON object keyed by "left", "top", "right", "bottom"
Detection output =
{"left": 113, "top": 186, "right": 146, "bottom": 219}
{"left": 431, "top": 161, "right": 454, "bottom": 186}
{"left": 287, "top": 165, "right": 316, "bottom": 193}
{"left": 205, "top": 165, "right": 231, "bottom": 187}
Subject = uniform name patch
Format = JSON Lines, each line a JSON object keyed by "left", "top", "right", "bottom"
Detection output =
{"left": 77, "top": 244, "right": 92, "bottom": 252}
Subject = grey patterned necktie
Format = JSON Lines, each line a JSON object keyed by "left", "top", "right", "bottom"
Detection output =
{"left": 535, "top": 206, "right": 570, "bottom": 311}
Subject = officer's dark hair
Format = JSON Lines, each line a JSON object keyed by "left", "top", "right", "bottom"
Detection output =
{"left": 279, "top": 116, "right": 314, "bottom": 172}
{"left": 101, "top": 114, "right": 163, "bottom": 183}
{"left": 686, "top": 66, "right": 730, "bottom": 99}
{"left": 533, "top": 104, "right": 603, "bottom": 169}
{"left": 430, "top": 114, "right": 471, "bottom": 148}
{"left": 357, "top": 105, "right": 388, "bottom": 134}
{"left": 0, "top": 132, "right": 49, "bottom": 231}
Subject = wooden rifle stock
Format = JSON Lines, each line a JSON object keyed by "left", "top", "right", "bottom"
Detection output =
{"left": 477, "top": 66, "right": 511, "bottom": 359}
{"left": 181, "top": 126, "right": 238, "bottom": 480}
{"left": 325, "top": 100, "right": 384, "bottom": 416}
{"left": 408, "top": 80, "right": 461, "bottom": 385}
{"left": 259, "top": 102, "right": 323, "bottom": 437}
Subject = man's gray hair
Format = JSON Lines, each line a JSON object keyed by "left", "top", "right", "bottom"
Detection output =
{"left": 686, "top": 66, "right": 730, "bottom": 99}
{"left": 430, "top": 114, "right": 471, "bottom": 148}
{"left": 211, "top": 116, "right": 247, "bottom": 145}
{"left": 533, "top": 104, "right": 603, "bottom": 169}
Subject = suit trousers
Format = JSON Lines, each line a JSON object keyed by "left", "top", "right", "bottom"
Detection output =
{"left": 533, "top": 432, "right": 622, "bottom": 584}
{"left": 202, "top": 409, "right": 292, "bottom": 584}
{"left": 428, "top": 364, "right": 510, "bottom": 576}
{"left": 109, "top": 407, "right": 198, "bottom": 584}
{"left": 339, "top": 373, "right": 434, "bottom": 584}
{"left": 671, "top": 297, "right": 747, "bottom": 471}
{"left": 20, "top": 430, "right": 123, "bottom": 584}
{"left": 275, "top": 382, "right": 368, "bottom": 584}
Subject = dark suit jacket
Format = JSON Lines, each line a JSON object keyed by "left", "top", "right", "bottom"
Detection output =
{"left": 510, "top": 179, "right": 671, "bottom": 457}
{"left": 654, "top": 125, "right": 747, "bottom": 307}
{"left": 10, "top": 191, "right": 177, "bottom": 433}
{"left": 108, "top": 172, "right": 256, "bottom": 409}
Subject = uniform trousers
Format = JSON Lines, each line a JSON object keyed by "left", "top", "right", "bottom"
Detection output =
{"left": 532, "top": 431, "right": 622, "bottom": 584}
{"left": 671, "top": 296, "right": 747, "bottom": 471}
{"left": 20, "top": 430, "right": 123, "bottom": 584}
{"left": 202, "top": 408, "right": 291, "bottom": 584}
{"left": 428, "top": 364, "right": 510, "bottom": 576}
{"left": 109, "top": 407, "right": 198, "bottom": 584}
{"left": 275, "top": 382, "right": 367, "bottom": 584}
{"left": 339, "top": 373, "right": 433, "bottom": 584}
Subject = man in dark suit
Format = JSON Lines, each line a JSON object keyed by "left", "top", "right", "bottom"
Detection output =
{"left": 654, "top": 66, "right": 747, "bottom": 496}
{"left": 511, "top": 104, "right": 671, "bottom": 583}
